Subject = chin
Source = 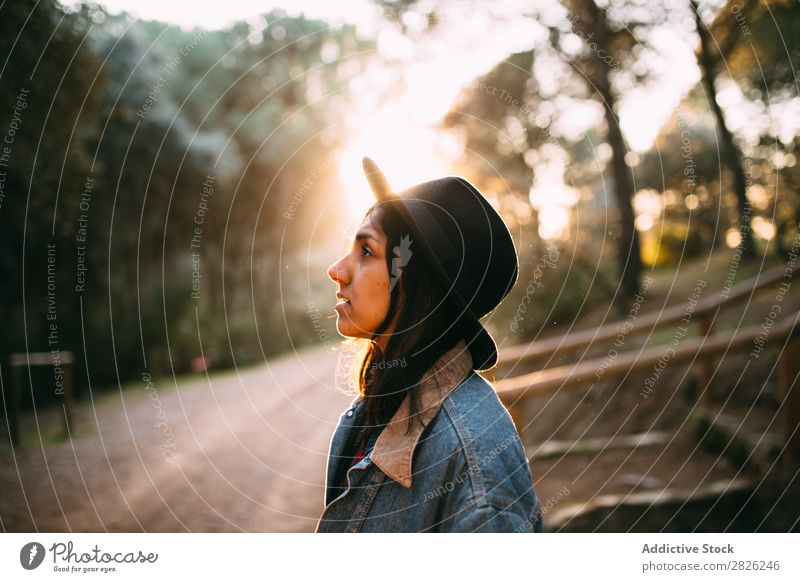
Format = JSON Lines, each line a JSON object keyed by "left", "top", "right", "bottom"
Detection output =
{"left": 335, "top": 321, "right": 358, "bottom": 339}
{"left": 336, "top": 322, "right": 370, "bottom": 341}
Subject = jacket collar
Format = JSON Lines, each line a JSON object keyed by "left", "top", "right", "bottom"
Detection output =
{"left": 370, "top": 339, "right": 473, "bottom": 488}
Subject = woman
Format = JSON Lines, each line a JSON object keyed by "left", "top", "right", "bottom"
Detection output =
{"left": 316, "top": 158, "right": 543, "bottom": 533}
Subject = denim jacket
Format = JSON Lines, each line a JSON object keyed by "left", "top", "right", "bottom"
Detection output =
{"left": 316, "top": 339, "right": 543, "bottom": 533}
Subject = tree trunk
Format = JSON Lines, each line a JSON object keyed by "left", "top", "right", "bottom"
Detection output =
{"left": 692, "top": 0, "right": 757, "bottom": 260}
{"left": 603, "top": 97, "right": 643, "bottom": 302}
{"left": 579, "top": 0, "right": 643, "bottom": 303}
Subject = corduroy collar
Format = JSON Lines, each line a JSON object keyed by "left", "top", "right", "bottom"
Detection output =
{"left": 370, "top": 339, "right": 473, "bottom": 488}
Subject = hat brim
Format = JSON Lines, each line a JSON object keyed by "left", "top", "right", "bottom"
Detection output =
{"left": 458, "top": 312, "right": 499, "bottom": 371}
{"left": 361, "top": 157, "right": 499, "bottom": 371}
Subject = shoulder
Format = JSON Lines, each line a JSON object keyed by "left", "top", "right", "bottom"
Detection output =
{"left": 419, "top": 372, "right": 542, "bottom": 531}
{"left": 427, "top": 372, "right": 533, "bottom": 507}
{"left": 441, "top": 371, "right": 518, "bottom": 447}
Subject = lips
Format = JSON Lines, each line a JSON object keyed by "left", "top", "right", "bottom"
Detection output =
{"left": 335, "top": 293, "right": 350, "bottom": 308}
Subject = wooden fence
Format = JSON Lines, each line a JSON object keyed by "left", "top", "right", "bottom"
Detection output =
{"left": 492, "top": 265, "right": 799, "bottom": 467}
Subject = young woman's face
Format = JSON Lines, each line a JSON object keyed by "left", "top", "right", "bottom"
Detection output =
{"left": 327, "top": 215, "right": 394, "bottom": 345}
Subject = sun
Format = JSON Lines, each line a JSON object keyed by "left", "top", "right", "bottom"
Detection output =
{"left": 336, "top": 107, "right": 458, "bottom": 216}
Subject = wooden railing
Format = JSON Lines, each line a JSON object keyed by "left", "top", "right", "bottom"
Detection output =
{"left": 496, "top": 265, "right": 786, "bottom": 373}
{"left": 492, "top": 265, "right": 799, "bottom": 467}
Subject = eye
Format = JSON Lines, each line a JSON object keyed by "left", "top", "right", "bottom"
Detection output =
{"left": 359, "top": 243, "right": 373, "bottom": 258}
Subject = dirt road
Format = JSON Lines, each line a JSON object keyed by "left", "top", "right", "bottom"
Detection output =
{"left": 0, "top": 346, "right": 354, "bottom": 532}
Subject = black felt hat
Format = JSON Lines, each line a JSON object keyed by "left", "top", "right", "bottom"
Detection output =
{"left": 362, "top": 157, "right": 519, "bottom": 371}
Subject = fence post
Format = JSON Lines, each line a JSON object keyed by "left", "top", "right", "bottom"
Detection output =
{"left": 779, "top": 332, "right": 800, "bottom": 470}
{"left": 698, "top": 313, "right": 715, "bottom": 409}
{"left": 490, "top": 368, "right": 527, "bottom": 439}
{"left": 507, "top": 400, "right": 527, "bottom": 439}
{"left": 62, "top": 358, "right": 74, "bottom": 438}
{"left": 8, "top": 360, "right": 22, "bottom": 447}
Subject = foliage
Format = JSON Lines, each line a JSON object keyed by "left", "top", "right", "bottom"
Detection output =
{"left": 0, "top": 0, "right": 374, "bottom": 394}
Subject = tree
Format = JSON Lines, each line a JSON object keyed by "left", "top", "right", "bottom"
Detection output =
{"left": 690, "top": 0, "right": 757, "bottom": 259}
{"left": 373, "top": 0, "right": 667, "bottom": 303}
{"left": 546, "top": 0, "right": 667, "bottom": 302}
{"left": 0, "top": 1, "right": 378, "bottom": 389}
{"left": 0, "top": 0, "right": 105, "bottom": 366}
{"left": 705, "top": 0, "right": 800, "bottom": 259}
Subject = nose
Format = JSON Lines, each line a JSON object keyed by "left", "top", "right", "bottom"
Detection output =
{"left": 327, "top": 254, "right": 348, "bottom": 285}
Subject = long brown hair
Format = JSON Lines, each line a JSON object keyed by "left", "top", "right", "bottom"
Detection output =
{"left": 355, "top": 199, "right": 470, "bottom": 441}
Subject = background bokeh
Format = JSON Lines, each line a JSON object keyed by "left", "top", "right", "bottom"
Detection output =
{"left": 1, "top": 0, "right": 798, "bottom": 532}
